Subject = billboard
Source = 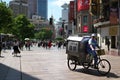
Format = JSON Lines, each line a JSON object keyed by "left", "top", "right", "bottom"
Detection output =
{"left": 77, "top": 0, "right": 90, "bottom": 12}
{"left": 83, "top": 25, "right": 88, "bottom": 33}
{"left": 69, "top": 1, "right": 74, "bottom": 22}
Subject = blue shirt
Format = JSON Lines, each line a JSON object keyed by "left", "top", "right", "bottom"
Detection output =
{"left": 87, "top": 38, "right": 98, "bottom": 53}
{"left": 88, "top": 38, "right": 98, "bottom": 49}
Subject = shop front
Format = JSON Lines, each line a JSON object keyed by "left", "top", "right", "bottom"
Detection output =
{"left": 95, "top": 24, "right": 119, "bottom": 55}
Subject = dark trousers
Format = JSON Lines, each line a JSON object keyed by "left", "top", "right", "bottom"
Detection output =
{"left": 87, "top": 49, "right": 98, "bottom": 66}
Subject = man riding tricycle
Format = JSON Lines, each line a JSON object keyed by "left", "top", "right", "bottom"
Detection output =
{"left": 66, "top": 34, "right": 111, "bottom": 76}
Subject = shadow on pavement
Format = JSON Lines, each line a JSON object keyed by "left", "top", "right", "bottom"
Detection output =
{"left": 0, "top": 63, "right": 41, "bottom": 80}
{"left": 74, "top": 68, "right": 120, "bottom": 78}
{"left": 12, "top": 55, "right": 21, "bottom": 57}
{"left": 0, "top": 56, "right": 5, "bottom": 58}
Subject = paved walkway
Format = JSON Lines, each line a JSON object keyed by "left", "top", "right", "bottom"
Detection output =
{"left": 0, "top": 46, "right": 120, "bottom": 80}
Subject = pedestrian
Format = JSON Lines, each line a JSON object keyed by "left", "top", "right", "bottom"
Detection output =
{"left": 27, "top": 41, "right": 31, "bottom": 50}
{"left": 2, "top": 41, "right": 6, "bottom": 52}
{"left": 48, "top": 40, "right": 52, "bottom": 49}
{"left": 106, "top": 39, "right": 110, "bottom": 51}
{"left": 0, "top": 42, "right": 2, "bottom": 57}
{"left": 12, "top": 40, "right": 20, "bottom": 56}
{"left": 63, "top": 41, "right": 66, "bottom": 49}
{"left": 87, "top": 34, "right": 100, "bottom": 69}
{"left": 58, "top": 41, "right": 62, "bottom": 49}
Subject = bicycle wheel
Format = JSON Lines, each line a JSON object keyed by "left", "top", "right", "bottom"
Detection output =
{"left": 83, "top": 54, "right": 93, "bottom": 69}
{"left": 97, "top": 59, "right": 111, "bottom": 75}
{"left": 82, "top": 62, "right": 90, "bottom": 69}
{"left": 67, "top": 59, "right": 77, "bottom": 71}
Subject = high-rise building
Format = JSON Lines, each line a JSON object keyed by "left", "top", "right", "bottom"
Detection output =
{"left": 61, "top": 3, "right": 68, "bottom": 22}
{"left": 28, "top": 0, "right": 37, "bottom": 18}
{"left": 37, "top": 0, "right": 48, "bottom": 20}
{"left": 9, "top": 0, "right": 28, "bottom": 17}
{"left": 61, "top": 3, "right": 69, "bottom": 37}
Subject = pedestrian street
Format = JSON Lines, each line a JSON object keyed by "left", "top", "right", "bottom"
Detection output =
{"left": 0, "top": 46, "right": 120, "bottom": 80}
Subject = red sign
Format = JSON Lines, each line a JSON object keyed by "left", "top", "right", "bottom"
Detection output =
{"left": 69, "top": 1, "right": 74, "bottom": 22}
{"left": 110, "top": 8, "right": 118, "bottom": 25}
{"left": 77, "top": 0, "right": 90, "bottom": 12}
{"left": 83, "top": 25, "right": 88, "bottom": 32}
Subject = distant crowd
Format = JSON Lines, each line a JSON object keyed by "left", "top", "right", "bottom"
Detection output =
{"left": 0, "top": 40, "right": 67, "bottom": 57}
{"left": 0, "top": 40, "right": 67, "bottom": 56}
{"left": 37, "top": 40, "right": 67, "bottom": 49}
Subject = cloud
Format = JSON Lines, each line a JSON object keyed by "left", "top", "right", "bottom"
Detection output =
{"left": 51, "top": 0, "right": 74, "bottom": 7}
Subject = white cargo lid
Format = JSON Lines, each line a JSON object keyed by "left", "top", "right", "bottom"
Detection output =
{"left": 67, "top": 36, "right": 83, "bottom": 41}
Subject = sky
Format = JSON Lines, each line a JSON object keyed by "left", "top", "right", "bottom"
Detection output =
{"left": 2, "top": 0, "right": 73, "bottom": 22}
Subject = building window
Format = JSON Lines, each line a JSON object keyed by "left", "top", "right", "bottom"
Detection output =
{"left": 83, "top": 15, "right": 88, "bottom": 25}
{"left": 102, "top": 0, "right": 110, "bottom": 21}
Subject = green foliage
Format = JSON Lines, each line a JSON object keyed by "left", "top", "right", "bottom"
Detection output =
{"left": 35, "top": 28, "right": 53, "bottom": 40}
{"left": 55, "top": 37, "right": 64, "bottom": 41}
{"left": 13, "top": 15, "right": 35, "bottom": 40}
{"left": 0, "top": 2, "right": 13, "bottom": 33}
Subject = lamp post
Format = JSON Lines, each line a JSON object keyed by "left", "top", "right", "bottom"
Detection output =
{"left": 75, "top": 0, "right": 77, "bottom": 34}
{"left": 62, "top": 20, "right": 65, "bottom": 38}
{"left": 0, "top": 33, "right": 2, "bottom": 42}
{"left": 118, "top": 0, "right": 120, "bottom": 55}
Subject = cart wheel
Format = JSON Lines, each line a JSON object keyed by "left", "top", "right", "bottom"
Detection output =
{"left": 97, "top": 59, "right": 111, "bottom": 75}
{"left": 67, "top": 59, "right": 77, "bottom": 71}
{"left": 82, "top": 62, "right": 90, "bottom": 69}
{"left": 83, "top": 55, "right": 93, "bottom": 69}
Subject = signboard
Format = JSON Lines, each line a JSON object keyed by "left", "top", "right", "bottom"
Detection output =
{"left": 110, "top": 8, "right": 118, "bottom": 25}
{"left": 109, "top": 26, "right": 118, "bottom": 36}
{"left": 83, "top": 25, "right": 88, "bottom": 32}
{"left": 68, "top": 41, "right": 79, "bottom": 52}
{"left": 69, "top": 1, "right": 74, "bottom": 22}
{"left": 77, "top": 0, "right": 90, "bottom": 12}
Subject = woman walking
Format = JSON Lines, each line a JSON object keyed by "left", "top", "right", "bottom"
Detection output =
{"left": 12, "top": 40, "right": 20, "bottom": 56}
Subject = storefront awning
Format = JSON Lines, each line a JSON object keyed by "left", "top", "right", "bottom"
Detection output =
{"left": 94, "top": 21, "right": 110, "bottom": 28}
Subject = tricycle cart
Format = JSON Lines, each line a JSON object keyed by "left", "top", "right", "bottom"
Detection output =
{"left": 66, "top": 36, "right": 111, "bottom": 75}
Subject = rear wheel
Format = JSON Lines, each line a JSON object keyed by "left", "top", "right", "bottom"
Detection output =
{"left": 97, "top": 59, "right": 111, "bottom": 75}
{"left": 67, "top": 59, "right": 77, "bottom": 70}
{"left": 82, "top": 62, "right": 90, "bottom": 69}
{"left": 83, "top": 54, "right": 93, "bottom": 69}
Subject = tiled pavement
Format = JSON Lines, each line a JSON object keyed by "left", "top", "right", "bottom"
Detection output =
{"left": 0, "top": 46, "right": 120, "bottom": 80}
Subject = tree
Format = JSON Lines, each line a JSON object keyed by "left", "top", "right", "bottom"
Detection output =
{"left": 13, "top": 15, "right": 35, "bottom": 40}
{"left": 0, "top": 2, "right": 13, "bottom": 33}
{"left": 42, "top": 28, "right": 53, "bottom": 39}
{"left": 35, "top": 28, "right": 53, "bottom": 40}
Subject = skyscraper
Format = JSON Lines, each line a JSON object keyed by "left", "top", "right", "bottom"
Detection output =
{"left": 9, "top": 0, "right": 28, "bottom": 17}
{"left": 37, "top": 0, "right": 48, "bottom": 20}
{"left": 28, "top": 0, "right": 37, "bottom": 18}
{"left": 61, "top": 3, "right": 68, "bottom": 22}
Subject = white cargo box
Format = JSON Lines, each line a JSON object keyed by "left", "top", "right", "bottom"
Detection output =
{"left": 66, "top": 36, "right": 90, "bottom": 62}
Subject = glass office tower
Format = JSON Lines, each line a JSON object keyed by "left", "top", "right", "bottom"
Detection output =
{"left": 37, "top": 0, "right": 48, "bottom": 20}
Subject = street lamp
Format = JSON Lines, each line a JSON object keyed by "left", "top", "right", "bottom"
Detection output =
{"left": 62, "top": 20, "right": 66, "bottom": 38}
{"left": 118, "top": 0, "right": 120, "bottom": 55}
{"left": 0, "top": 33, "right": 2, "bottom": 42}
